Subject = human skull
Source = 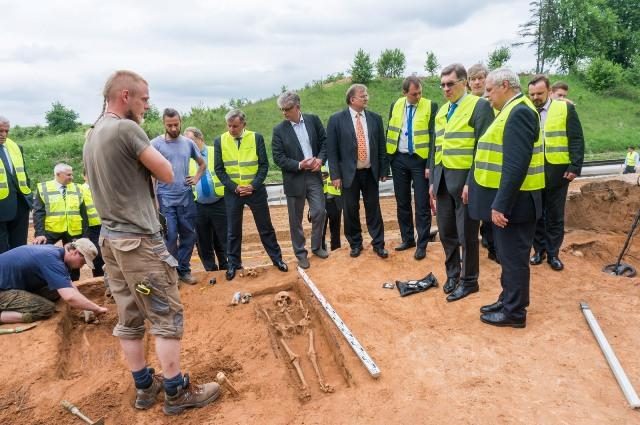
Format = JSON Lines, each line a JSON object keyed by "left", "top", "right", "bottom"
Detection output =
{"left": 274, "top": 291, "right": 291, "bottom": 307}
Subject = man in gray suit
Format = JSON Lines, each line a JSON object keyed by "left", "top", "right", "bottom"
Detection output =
{"left": 272, "top": 91, "right": 328, "bottom": 269}
{"left": 327, "top": 84, "right": 389, "bottom": 259}
{"left": 430, "top": 64, "right": 494, "bottom": 302}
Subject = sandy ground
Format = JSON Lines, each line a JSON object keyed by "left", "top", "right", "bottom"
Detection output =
{"left": 2, "top": 175, "right": 640, "bottom": 424}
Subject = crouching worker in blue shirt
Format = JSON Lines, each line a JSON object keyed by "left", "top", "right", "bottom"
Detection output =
{"left": 0, "top": 238, "right": 108, "bottom": 324}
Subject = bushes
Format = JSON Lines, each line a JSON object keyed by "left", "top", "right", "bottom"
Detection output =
{"left": 584, "top": 57, "right": 624, "bottom": 91}
{"left": 350, "top": 49, "right": 375, "bottom": 84}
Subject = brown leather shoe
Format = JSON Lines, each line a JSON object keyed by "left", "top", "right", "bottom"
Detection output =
{"left": 135, "top": 370, "right": 164, "bottom": 410}
{"left": 163, "top": 374, "right": 220, "bottom": 416}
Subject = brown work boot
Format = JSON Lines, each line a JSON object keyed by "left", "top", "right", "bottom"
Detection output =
{"left": 163, "top": 374, "right": 220, "bottom": 415}
{"left": 135, "top": 370, "right": 164, "bottom": 410}
{"left": 178, "top": 273, "right": 198, "bottom": 285}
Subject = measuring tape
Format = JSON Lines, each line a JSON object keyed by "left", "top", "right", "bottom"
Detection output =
{"left": 297, "top": 266, "right": 381, "bottom": 378}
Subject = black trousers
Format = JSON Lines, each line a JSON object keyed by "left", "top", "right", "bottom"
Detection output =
{"left": 342, "top": 168, "right": 384, "bottom": 249}
{"left": 493, "top": 220, "right": 536, "bottom": 320}
{"left": 391, "top": 153, "right": 430, "bottom": 248}
{"left": 532, "top": 180, "right": 570, "bottom": 257}
{"left": 0, "top": 197, "right": 30, "bottom": 254}
{"left": 436, "top": 179, "right": 479, "bottom": 286}
{"left": 480, "top": 221, "right": 496, "bottom": 253}
{"left": 84, "top": 225, "right": 105, "bottom": 277}
{"left": 322, "top": 195, "right": 342, "bottom": 251}
{"left": 195, "top": 199, "right": 228, "bottom": 271}
{"left": 45, "top": 232, "right": 80, "bottom": 281}
{"left": 225, "top": 186, "right": 282, "bottom": 267}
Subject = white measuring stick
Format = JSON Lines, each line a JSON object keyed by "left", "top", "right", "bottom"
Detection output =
{"left": 297, "top": 267, "right": 380, "bottom": 378}
{"left": 580, "top": 302, "right": 640, "bottom": 409}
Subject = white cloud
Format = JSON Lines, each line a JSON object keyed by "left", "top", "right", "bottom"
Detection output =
{"left": 0, "top": 0, "right": 535, "bottom": 126}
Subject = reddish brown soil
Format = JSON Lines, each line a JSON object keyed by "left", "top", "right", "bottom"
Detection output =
{"left": 2, "top": 176, "right": 640, "bottom": 424}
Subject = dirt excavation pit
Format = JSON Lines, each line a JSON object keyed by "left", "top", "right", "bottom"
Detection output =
{"left": 3, "top": 176, "right": 640, "bottom": 424}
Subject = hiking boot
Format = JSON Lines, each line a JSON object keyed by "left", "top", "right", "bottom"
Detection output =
{"left": 179, "top": 273, "right": 198, "bottom": 285}
{"left": 135, "top": 370, "right": 164, "bottom": 410}
{"left": 163, "top": 374, "right": 220, "bottom": 416}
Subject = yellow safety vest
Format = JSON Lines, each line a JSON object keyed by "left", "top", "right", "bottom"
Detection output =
{"left": 626, "top": 152, "right": 636, "bottom": 167}
{"left": 386, "top": 97, "right": 431, "bottom": 159}
{"left": 220, "top": 131, "right": 259, "bottom": 186}
{"left": 0, "top": 139, "right": 31, "bottom": 200}
{"left": 189, "top": 146, "right": 224, "bottom": 198}
{"left": 544, "top": 100, "right": 570, "bottom": 164}
{"left": 434, "top": 95, "right": 481, "bottom": 169}
{"left": 38, "top": 180, "right": 84, "bottom": 236}
{"left": 322, "top": 164, "right": 341, "bottom": 196}
{"left": 474, "top": 96, "right": 545, "bottom": 191}
{"left": 80, "top": 183, "right": 101, "bottom": 226}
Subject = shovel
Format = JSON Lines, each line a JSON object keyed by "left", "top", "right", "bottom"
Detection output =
{"left": 61, "top": 400, "right": 105, "bottom": 425}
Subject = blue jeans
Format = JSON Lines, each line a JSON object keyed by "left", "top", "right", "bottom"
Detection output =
{"left": 159, "top": 198, "right": 197, "bottom": 276}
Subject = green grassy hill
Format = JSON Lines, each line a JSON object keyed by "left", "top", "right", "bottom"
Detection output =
{"left": 15, "top": 75, "right": 639, "bottom": 188}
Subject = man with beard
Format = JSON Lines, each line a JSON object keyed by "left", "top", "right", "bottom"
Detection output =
{"left": 151, "top": 109, "right": 206, "bottom": 284}
{"left": 84, "top": 70, "right": 220, "bottom": 414}
{"left": 528, "top": 75, "right": 584, "bottom": 271}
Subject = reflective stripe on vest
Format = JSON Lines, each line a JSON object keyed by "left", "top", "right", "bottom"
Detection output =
{"left": 473, "top": 96, "right": 545, "bottom": 191}
{"left": 386, "top": 97, "right": 431, "bottom": 159}
{"left": 81, "top": 183, "right": 101, "bottom": 226}
{"left": 38, "top": 180, "right": 84, "bottom": 235}
{"left": 544, "top": 100, "right": 570, "bottom": 164}
{"left": 220, "top": 131, "right": 259, "bottom": 186}
{"left": 0, "top": 139, "right": 31, "bottom": 200}
{"left": 189, "top": 146, "right": 224, "bottom": 199}
{"left": 626, "top": 152, "right": 636, "bottom": 167}
{"left": 434, "top": 95, "right": 481, "bottom": 169}
{"left": 321, "top": 164, "right": 341, "bottom": 196}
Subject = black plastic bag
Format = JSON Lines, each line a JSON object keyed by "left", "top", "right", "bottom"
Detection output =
{"left": 396, "top": 272, "right": 439, "bottom": 297}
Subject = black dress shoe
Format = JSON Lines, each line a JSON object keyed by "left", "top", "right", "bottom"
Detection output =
{"left": 394, "top": 241, "right": 416, "bottom": 251}
{"left": 480, "top": 311, "right": 526, "bottom": 328}
{"left": 373, "top": 247, "right": 389, "bottom": 259}
{"left": 446, "top": 283, "right": 479, "bottom": 302}
{"left": 530, "top": 251, "right": 546, "bottom": 265}
{"left": 274, "top": 260, "right": 288, "bottom": 272}
{"left": 443, "top": 277, "right": 458, "bottom": 294}
{"left": 414, "top": 247, "right": 426, "bottom": 260}
{"left": 350, "top": 246, "right": 362, "bottom": 258}
{"left": 480, "top": 300, "right": 503, "bottom": 313}
{"left": 547, "top": 256, "right": 564, "bottom": 271}
{"left": 225, "top": 267, "right": 237, "bottom": 281}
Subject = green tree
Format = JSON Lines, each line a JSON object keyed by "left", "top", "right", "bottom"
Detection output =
{"left": 487, "top": 46, "right": 511, "bottom": 70}
{"left": 584, "top": 57, "right": 624, "bottom": 91}
{"left": 513, "top": 0, "right": 556, "bottom": 73}
{"left": 350, "top": 49, "right": 375, "bottom": 84}
{"left": 144, "top": 104, "right": 161, "bottom": 122}
{"left": 605, "top": 0, "right": 640, "bottom": 68}
{"left": 45, "top": 101, "right": 80, "bottom": 134}
{"left": 424, "top": 51, "right": 440, "bottom": 76}
{"left": 376, "top": 48, "right": 406, "bottom": 78}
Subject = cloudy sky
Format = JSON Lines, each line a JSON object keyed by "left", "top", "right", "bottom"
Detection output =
{"left": 1, "top": 0, "right": 536, "bottom": 126}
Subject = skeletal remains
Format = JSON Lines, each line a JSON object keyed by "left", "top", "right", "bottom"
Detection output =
{"left": 260, "top": 291, "right": 334, "bottom": 399}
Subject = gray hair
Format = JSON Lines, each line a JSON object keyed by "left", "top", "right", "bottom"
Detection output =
{"left": 441, "top": 63, "right": 467, "bottom": 80}
{"left": 468, "top": 63, "right": 488, "bottom": 79}
{"left": 54, "top": 163, "right": 72, "bottom": 176}
{"left": 184, "top": 126, "right": 203, "bottom": 140}
{"left": 487, "top": 68, "right": 521, "bottom": 91}
{"left": 0, "top": 116, "right": 9, "bottom": 126}
{"left": 277, "top": 91, "right": 301, "bottom": 109}
{"left": 225, "top": 109, "right": 246, "bottom": 123}
{"left": 345, "top": 84, "right": 367, "bottom": 105}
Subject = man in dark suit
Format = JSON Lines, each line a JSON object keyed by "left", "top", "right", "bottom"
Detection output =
{"left": 468, "top": 68, "right": 544, "bottom": 328}
{"left": 386, "top": 76, "right": 437, "bottom": 260}
{"left": 327, "top": 84, "right": 389, "bottom": 258}
{"left": 272, "top": 91, "right": 327, "bottom": 269}
{"left": 528, "top": 75, "right": 584, "bottom": 271}
{"left": 214, "top": 109, "right": 288, "bottom": 281}
{"left": 0, "top": 116, "right": 32, "bottom": 254}
{"left": 430, "top": 64, "right": 494, "bottom": 302}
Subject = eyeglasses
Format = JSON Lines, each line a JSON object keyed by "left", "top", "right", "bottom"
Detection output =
{"left": 280, "top": 105, "right": 295, "bottom": 112}
{"left": 439, "top": 79, "right": 464, "bottom": 89}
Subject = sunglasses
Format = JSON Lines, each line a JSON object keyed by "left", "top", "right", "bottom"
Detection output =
{"left": 439, "top": 79, "right": 464, "bottom": 89}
